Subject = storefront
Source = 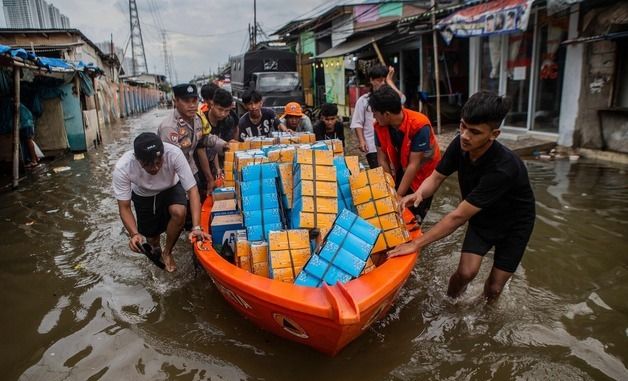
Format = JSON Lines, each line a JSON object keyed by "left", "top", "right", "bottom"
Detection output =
{"left": 441, "top": 0, "right": 571, "bottom": 135}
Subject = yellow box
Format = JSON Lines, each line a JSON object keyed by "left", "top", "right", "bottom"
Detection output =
{"left": 301, "top": 196, "right": 338, "bottom": 214}
{"left": 345, "top": 156, "right": 360, "bottom": 176}
{"left": 375, "top": 197, "right": 397, "bottom": 216}
{"left": 270, "top": 248, "right": 310, "bottom": 269}
{"left": 361, "top": 257, "right": 375, "bottom": 275}
{"left": 372, "top": 234, "right": 387, "bottom": 253}
{"left": 225, "top": 151, "right": 235, "bottom": 162}
{"left": 322, "top": 139, "right": 344, "bottom": 154}
{"left": 383, "top": 227, "right": 410, "bottom": 248}
{"left": 368, "top": 213, "right": 403, "bottom": 231}
{"left": 223, "top": 179, "right": 235, "bottom": 188}
{"left": 299, "top": 180, "right": 337, "bottom": 198}
{"left": 269, "top": 229, "right": 310, "bottom": 251}
{"left": 224, "top": 168, "right": 234, "bottom": 181}
{"left": 250, "top": 241, "right": 268, "bottom": 262}
{"left": 296, "top": 149, "right": 334, "bottom": 166}
{"left": 252, "top": 262, "right": 269, "bottom": 277}
{"left": 297, "top": 164, "right": 336, "bottom": 182}
{"left": 356, "top": 201, "right": 377, "bottom": 219}
{"left": 272, "top": 266, "right": 304, "bottom": 283}
{"left": 268, "top": 147, "right": 296, "bottom": 163}
{"left": 294, "top": 212, "right": 336, "bottom": 230}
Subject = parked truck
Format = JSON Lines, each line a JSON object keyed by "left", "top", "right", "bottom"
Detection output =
{"left": 230, "top": 49, "right": 304, "bottom": 117}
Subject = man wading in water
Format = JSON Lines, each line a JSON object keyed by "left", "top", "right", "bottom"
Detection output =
{"left": 389, "top": 92, "right": 535, "bottom": 303}
{"left": 113, "top": 133, "right": 210, "bottom": 272}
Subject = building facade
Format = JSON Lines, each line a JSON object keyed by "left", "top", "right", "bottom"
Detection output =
{"left": 1, "top": 0, "right": 69, "bottom": 29}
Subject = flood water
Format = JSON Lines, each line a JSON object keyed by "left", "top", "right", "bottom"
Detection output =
{"left": 1, "top": 109, "right": 627, "bottom": 381}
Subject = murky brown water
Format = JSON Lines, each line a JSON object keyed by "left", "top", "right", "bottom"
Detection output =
{"left": 1, "top": 109, "right": 627, "bottom": 380}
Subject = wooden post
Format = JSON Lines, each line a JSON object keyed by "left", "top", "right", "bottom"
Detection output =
{"left": 372, "top": 40, "right": 386, "bottom": 66}
{"left": 12, "top": 67, "right": 21, "bottom": 188}
{"left": 431, "top": 0, "right": 442, "bottom": 135}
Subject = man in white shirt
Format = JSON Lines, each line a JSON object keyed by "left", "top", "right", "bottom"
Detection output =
{"left": 350, "top": 65, "right": 405, "bottom": 169}
{"left": 113, "top": 133, "right": 209, "bottom": 272}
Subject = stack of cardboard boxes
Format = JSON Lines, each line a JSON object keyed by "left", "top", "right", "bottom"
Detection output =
{"left": 268, "top": 229, "right": 311, "bottom": 283}
{"left": 333, "top": 156, "right": 359, "bottom": 214}
{"left": 240, "top": 163, "right": 285, "bottom": 241}
{"left": 349, "top": 167, "right": 410, "bottom": 253}
{"left": 291, "top": 149, "right": 338, "bottom": 235}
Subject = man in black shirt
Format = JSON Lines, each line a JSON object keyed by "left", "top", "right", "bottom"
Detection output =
{"left": 388, "top": 92, "right": 535, "bottom": 303}
{"left": 238, "top": 90, "right": 280, "bottom": 141}
{"left": 313, "top": 103, "right": 345, "bottom": 147}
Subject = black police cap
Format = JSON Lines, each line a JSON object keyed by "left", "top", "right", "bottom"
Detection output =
{"left": 173, "top": 83, "right": 198, "bottom": 98}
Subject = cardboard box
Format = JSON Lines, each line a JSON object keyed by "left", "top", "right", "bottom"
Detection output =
{"left": 268, "top": 229, "right": 310, "bottom": 251}
{"left": 297, "top": 196, "right": 338, "bottom": 214}
{"left": 294, "top": 180, "right": 338, "bottom": 198}
{"left": 241, "top": 193, "right": 281, "bottom": 211}
{"left": 211, "top": 199, "right": 238, "bottom": 217}
{"left": 241, "top": 162, "right": 279, "bottom": 182}
{"left": 278, "top": 163, "right": 293, "bottom": 209}
{"left": 211, "top": 214, "right": 244, "bottom": 253}
{"left": 243, "top": 208, "right": 283, "bottom": 226}
{"left": 239, "top": 178, "right": 278, "bottom": 197}
{"left": 295, "top": 149, "right": 333, "bottom": 166}
{"left": 212, "top": 187, "right": 236, "bottom": 201}
{"left": 250, "top": 241, "right": 269, "bottom": 277}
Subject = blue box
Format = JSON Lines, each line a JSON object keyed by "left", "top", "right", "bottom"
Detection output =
{"left": 241, "top": 193, "right": 280, "bottom": 211}
{"left": 240, "top": 178, "right": 278, "bottom": 197}
{"left": 247, "top": 222, "right": 284, "bottom": 241}
{"left": 335, "top": 209, "right": 379, "bottom": 245}
{"left": 243, "top": 208, "right": 283, "bottom": 226}
{"left": 241, "top": 162, "right": 278, "bottom": 182}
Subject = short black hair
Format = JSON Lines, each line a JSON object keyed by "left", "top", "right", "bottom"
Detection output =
{"left": 320, "top": 103, "right": 338, "bottom": 117}
{"left": 461, "top": 91, "right": 512, "bottom": 129}
{"left": 242, "top": 89, "right": 262, "bottom": 104}
{"left": 213, "top": 88, "right": 233, "bottom": 108}
{"left": 368, "top": 85, "right": 402, "bottom": 114}
{"left": 368, "top": 64, "right": 388, "bottom": 80}
{"left": 200, "top": 83, "right": 219, "bottom": 101}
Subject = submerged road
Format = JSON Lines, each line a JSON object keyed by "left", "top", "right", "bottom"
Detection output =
{"left": 1, "top": 108, "right": 627, "bottom": 380}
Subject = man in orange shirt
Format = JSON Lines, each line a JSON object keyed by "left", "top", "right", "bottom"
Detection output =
{"left": 369, "top": 85, "right": 441, "bottom": 223}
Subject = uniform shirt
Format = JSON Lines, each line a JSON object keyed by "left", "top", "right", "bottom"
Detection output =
{"left": 238, "top": 108, "right": 280, "bottom": 141}
{"left": 279, "top": 115, "right": 313, "bottom": 133}
{"left": 350, "top": 93, "right": 376, "bottom": 153}
{"left": 436, "top": 135, "right": 536, "bottom": 234}
{"left": 313, "top": 120, "right": 345, "bottom": 147}
{"left": 157, "top": 109, "right": 203, "bottom": 174}
{"left": 112, "top": 143, "right": 197, "bottom": 200}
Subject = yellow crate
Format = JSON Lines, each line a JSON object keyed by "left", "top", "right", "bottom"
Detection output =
{"left": 372, "top": 226, "right": 410, "bottom": 253}
{"left": 268, "top": 229, "right": 310, "bottom": 251}
{"left": 252, "top": 262, "right": 269, "bottom": 277}
{"left": 298, "top": 164, "right": 337, "bottom": 182}
{"left": 356, "top": 201, "right": 377, "bottom": 219}
{"left": 295, "top": 149, "right": 334, "bottom": 166}
{"left": 298, "top": 180, "right": 338, "bottom": 198}
{"left": 368, "top": 213, "right": 404, "bottom": 231}
{"left": 300, "top": 196, "right": 338, "bottom": 214}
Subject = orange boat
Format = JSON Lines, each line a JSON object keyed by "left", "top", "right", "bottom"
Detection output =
{"left": 194, "top": 197, "right": 422, "bottom": 356}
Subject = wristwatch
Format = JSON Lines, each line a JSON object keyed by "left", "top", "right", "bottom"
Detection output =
{"left": 192, "top": 226, "right": 202, "bottom": 232}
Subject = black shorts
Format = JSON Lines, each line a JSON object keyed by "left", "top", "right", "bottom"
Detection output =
{"left": 132, "top": 182, "right": 188, "bottom": 237}
{"left": 461, "top": 221, "right": 534, "bottom": 273}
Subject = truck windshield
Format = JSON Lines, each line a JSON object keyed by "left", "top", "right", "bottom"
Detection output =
{"left": 256, "top": 72, "right": 299, "bottom": 92}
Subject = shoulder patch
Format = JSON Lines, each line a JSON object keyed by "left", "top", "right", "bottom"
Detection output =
{"left": 169, "top": 132, "right": 179, "bottom": 143}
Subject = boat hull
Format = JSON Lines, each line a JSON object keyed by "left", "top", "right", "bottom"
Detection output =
{"left": 194, "top": 199, "right": 421, "bottom": 356}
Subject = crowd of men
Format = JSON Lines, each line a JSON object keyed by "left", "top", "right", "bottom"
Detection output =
{"left": 112, "top": 64, "right": 535, "bottom": 304}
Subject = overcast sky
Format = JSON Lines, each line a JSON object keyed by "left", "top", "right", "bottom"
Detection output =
{"left": 52, "top": 0, "right": 336, "bottom": 82}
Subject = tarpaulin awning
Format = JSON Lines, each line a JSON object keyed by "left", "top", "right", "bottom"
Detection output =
{"left": 315, "top": 31, "right": 393, "bottom": 59}
{"left": 0, "top": 44, "right": 103, "bottom": 74}
{"left": 437, "top": 0, "right": 534, "bottom": 45}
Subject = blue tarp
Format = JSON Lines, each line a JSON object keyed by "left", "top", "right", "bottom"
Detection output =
{"left": 0, "top": 44, "right": 103, "bottom": 74}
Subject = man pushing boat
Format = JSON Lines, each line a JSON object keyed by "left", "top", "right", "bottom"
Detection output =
{"left": 389, "top": 92, "right": 536, "bottom": 303}
{"left": 113, "top": 132, "right": 210, "bottom": 272}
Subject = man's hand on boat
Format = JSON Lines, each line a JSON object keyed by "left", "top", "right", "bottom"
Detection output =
{"left": 188, "top": 228, "right": 210, "bottom": 243}
{"left": 387, "top": 239, "right": 420, "bottom": 258}
{"left": 401, "top": 192, "right": 423, "bottom": 209}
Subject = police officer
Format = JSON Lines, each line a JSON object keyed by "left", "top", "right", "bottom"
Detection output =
{"left": 158, "top": 83, "right": 226, "bottom": 198}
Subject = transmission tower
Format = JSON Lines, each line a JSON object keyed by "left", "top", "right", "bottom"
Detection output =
{"left": 161, "top": 31, "right": 175, "bottom": 83}
{"left": 129, "top": 0, "right": 148, "bottom": 75}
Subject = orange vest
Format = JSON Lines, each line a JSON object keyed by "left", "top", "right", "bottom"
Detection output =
{"left": 374, "top": 108, "right": 441, "bottom": 192}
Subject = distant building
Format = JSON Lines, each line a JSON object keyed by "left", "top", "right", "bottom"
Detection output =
{"left": 1, "top": 0, "right": 69, "bottom": 29}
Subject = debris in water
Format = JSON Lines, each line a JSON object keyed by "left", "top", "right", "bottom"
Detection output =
{"left": 73, "top": 153, "right": 85, "bottom": 160}
{"left": 25, "top": 221, "right": 34, "bottom": 226}
{"left": 46, "top": 209, "right": 59, "bottom": 214}
{"left": 52, "top": 166, "right": 71, "bottom": 173}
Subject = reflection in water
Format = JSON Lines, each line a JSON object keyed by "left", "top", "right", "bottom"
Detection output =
{"left": 0, "top": 111, "right": 626, "bottom": 380}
